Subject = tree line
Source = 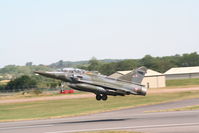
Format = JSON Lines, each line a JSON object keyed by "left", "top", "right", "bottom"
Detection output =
{"left": 79, "top": 52, "right": 199, "bottom": 75}
{"left": 0, "top": 75, "right": 61, "bottom": 92}
{"left": 1, "top": 52, "right": 198, "bottom": 77}
{"left": 0, "top": 52, "right": 198, "bottom": 92}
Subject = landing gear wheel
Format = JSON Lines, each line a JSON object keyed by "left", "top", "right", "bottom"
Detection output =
{"left": 102, "top": 94, "right": 108, "bottom": 101}
{"left": 96, "top": 95, "right": 102, "bottom": 101}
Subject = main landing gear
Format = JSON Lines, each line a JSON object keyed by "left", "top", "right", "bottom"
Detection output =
{"left": 96, "top": 94, "right": 108, "bottom": 101}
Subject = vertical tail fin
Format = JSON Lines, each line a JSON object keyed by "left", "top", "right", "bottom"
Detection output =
{"left": 118, "top": 66, "right": 147, "bottom": 84}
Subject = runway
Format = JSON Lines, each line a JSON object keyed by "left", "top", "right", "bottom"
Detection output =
{"left": 0, "top": 98, "right": 199, "bottom": 133}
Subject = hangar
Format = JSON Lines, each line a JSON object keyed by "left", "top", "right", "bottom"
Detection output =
{"left": 109, "top": 69, "right": 166, "bottom": 88}
{"left": 164, "top": 66, "right": 199, "bottom": 80}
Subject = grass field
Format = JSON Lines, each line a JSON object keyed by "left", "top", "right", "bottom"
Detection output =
{"left": 0, "top": 90, "right": 85, "bottom": 100}
{"left": 166, "top": 78, "right": 199, "bottom": 86}
{"left": 1, "top": 90, "right": 199, "bottom": 121}
{"left": 147, "top": 104, "right": 199, "bottom": 113}
{"left": 170, "top": 105, "right": 199, "bottom": 111}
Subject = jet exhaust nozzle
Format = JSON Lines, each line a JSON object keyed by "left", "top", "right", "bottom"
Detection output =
{"left": 140, "top": 87, "right": 147, "bottom": 96}
{"left": 135, "top": 87, "right": 147, "bottom": 96}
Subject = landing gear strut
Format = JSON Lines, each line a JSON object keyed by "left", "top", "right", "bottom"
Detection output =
{"left": 96, "top": 94, "right": 108, "bottom": 101}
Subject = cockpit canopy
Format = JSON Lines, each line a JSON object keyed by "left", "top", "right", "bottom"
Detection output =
{"left": 61, "top": 68, "right": 86, "bottom": 74}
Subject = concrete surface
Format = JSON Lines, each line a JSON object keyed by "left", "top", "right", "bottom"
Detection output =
{"left": 0, "top": 98, "right": 199, "bottom": 133}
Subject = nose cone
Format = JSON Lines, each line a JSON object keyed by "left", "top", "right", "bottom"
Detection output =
{"left": 34, "top": 71, "right": 47, "bottom": 75}
{"left": 34, "top": 71, "right": 65, "bottom": 79}
{"left": 34, "top": 71, "right": 53, "bottom": 77}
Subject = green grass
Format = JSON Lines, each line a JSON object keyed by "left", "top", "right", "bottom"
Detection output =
{"left": 173, "top": 105, "right": 199, "bottom": 111}
{"left": 1, "top": 91, "right": 199, "bottom": 121}
{"left": 0, "top": 90, "right": 84, "bottom": 100}
{"left": 166, "top": 78, "right": 199, "bottom": 86}
{"left": 147, "top": 105, "right": 199, "bottom": 113}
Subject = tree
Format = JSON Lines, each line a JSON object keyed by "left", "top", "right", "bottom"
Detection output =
{"left": 99, "top": 63, "right": 117, "bottom": 75}
{"left": 25, "top": 62, "right": 33, "bottom": 66}
{"left": 87, "top": 57, "right": 102, "bottom": 71}
{"left": 57, "top": 60, "right": 64, "bottom": 68}
{"left": 139, "top": 55, "right": 157, "bottom": 69}
{"left": 180, "top": 52, "right": 199, "bottom": 67}
{"left": 5, "top": 75, "right": 37, "bottom": 91}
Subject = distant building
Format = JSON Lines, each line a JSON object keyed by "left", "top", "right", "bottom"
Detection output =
{"left": 142, "top": 69, "right": 166, "bottom": 88}
{"left": 164, "top": 66, "right": 199, "bottom": 80}
{"left": 109, "top": 71, "right": 131, "bottom": 79}
{"left": 109, "top": 69, "right": 166, "bottom": 88}
{"left": 4, "top": 74, "right": 13, "bottom": 80}
{"left": 0, "top": 80, "right": 10, "bottom": 84}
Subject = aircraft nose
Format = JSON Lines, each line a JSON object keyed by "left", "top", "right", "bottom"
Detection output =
{"left": 34, "top": 71, "right": 72, "bottom": 82}
{"left": 34, "top": 71, "right": 58, "bottom": 78}
{"left": 34, "top": 71, "right": 45, "bottom": 75}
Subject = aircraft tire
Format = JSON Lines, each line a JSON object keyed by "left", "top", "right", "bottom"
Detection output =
{"left": 102, "top": 94, "right": 108, "bottom": 101}
{"left": 96, "top": 94, "right": 102, "bottom": 101}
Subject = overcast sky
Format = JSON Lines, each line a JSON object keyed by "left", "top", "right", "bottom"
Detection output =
{"left": 0, "top": 0, "right": 198, "bottom": 68}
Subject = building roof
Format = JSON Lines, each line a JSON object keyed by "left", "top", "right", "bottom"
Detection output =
{"left": 109, "top": 69, "right": 164, "bottom": 79}
{"left": 164, "top": 66, "right": 199, "bottom": 75}
{"left": 117, "top": 70, "right": 132, "bottom": 75}
{"left": 0, "top": 80, "right": 10, "bottom": 83}
{"left": 145, "top": 69, "right": 164, "bottom": 76}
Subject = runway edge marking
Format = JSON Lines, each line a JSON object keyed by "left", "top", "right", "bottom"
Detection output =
{"left": 45, "top": 122, "right": 199, "bottom": 133}
{"left": 0, "top": 124, "right": 53, "bottom": 130}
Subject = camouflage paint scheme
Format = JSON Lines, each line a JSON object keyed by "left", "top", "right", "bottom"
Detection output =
{"left": 34, "top": 67, "right": 147, "bottom": 101}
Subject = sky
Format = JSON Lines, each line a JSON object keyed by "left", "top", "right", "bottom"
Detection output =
{"left": 0, "top": 0, "right": 199, "bottom": 68}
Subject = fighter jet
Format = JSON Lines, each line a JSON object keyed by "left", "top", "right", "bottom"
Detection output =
{"left": 34, "top": 66, "right": 147, "bottom": 101}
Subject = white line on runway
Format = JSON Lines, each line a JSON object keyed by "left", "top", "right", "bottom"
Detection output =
{"left": 0, "top": 124, "right": 53, "bottom": 130}
{"left": 45, "top": 122, "right": 199, "bottom": 133}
